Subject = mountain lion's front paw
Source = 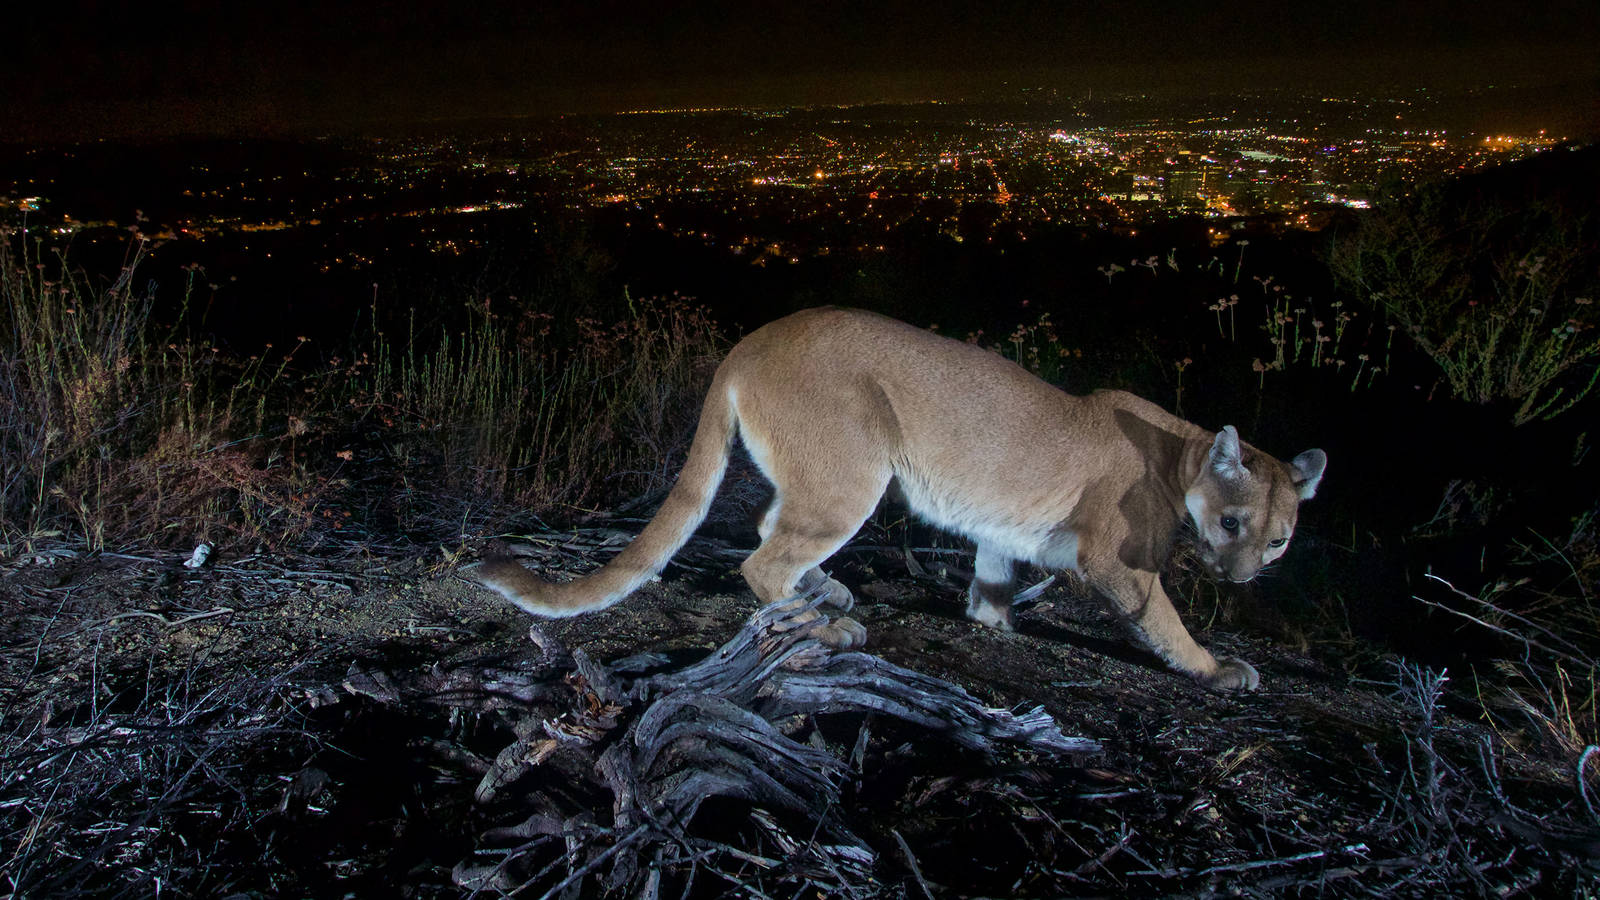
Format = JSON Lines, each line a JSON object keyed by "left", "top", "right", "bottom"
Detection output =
{"left": 1203, "top": 658, "right": 1260, "bottom": 692}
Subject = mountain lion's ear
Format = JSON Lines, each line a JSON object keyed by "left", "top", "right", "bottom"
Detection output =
{"left": 1290, "top": 449, "right": 1327, "bottom": 500}
{"left": 1209, "top": 426, "right": 1247, "bottom": 480}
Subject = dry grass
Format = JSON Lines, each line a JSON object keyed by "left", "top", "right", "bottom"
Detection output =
{"left": 0, "top": 232, "right": 345, "bottom": 553}
{"left": 1, "top": 231, "right": 724, "bottom": 554}
{"left": 367, "top": 292, "right": 723, "bottom": 514}
{"left": 1416, "top": 518, "right": 1600, "bottom": 763}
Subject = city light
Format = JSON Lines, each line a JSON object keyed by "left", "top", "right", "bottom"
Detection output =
{"left": 1, "top": 93, "right": 1567, "bottom": 272}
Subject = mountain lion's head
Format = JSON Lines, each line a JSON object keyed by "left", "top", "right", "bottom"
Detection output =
{"left": 1185, "top": 426, "right": 1326, "bottom": 584}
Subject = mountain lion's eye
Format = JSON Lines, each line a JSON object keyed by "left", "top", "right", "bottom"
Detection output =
{"left": 1220, "top": 516, "right": 1239, "bottom": 533}
{"left": 1269, "top": 538, "right": 1287, "bottom": 548}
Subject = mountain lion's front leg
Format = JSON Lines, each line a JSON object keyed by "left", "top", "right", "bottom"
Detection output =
{"left": 1091, "top": 564, "right": 1259, "bottom": 691}
{"left": 965, "top": 544, "right": 1018, "bottom": 631}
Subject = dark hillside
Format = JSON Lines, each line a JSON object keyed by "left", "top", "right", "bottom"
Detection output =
{"left": 3, "top": 148, "right": 1598, "bottom": 896}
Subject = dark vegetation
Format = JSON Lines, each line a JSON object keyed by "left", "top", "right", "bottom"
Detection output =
{"left": 2, "top": 145, "right": 1598, "bottom": 896}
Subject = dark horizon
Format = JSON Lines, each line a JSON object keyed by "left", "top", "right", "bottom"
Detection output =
{"left": 9, "top": 0, "right": 1599, "bottom": 142}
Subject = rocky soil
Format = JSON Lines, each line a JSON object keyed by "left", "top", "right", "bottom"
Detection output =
{"left": 2, "top": 524, "right": 1595, "bottom": 898}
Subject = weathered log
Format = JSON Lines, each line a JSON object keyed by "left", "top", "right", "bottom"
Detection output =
{"left": 452, "top": 585, "right": 1103, "bottom": 896}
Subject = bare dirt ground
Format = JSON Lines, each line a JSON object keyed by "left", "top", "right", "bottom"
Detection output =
{"left": 2, "top": 523, "right": 1596, "bottom": 898}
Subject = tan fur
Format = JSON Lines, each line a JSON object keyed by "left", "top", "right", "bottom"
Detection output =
{"left": 469, "top": 308, "right": 1327, "bottom": 691}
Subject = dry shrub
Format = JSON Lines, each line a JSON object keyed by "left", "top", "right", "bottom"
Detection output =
{"left": 1, "top": 232, "right": 159, "bottom": 548}
{"left": 0, "top": 234, "right": 331, "bottom": 552}
{"left": 372, "top": 294, "right": 725, "bottom": 516}
{"left": 1415, "top": 510, "right": 1600, "bottom": 764}
{"left": 117, "top": 429, "right": 324, "bottom": 547}
{"left": 1329, "top": 189, "right": 1600, "bottom": 425}
{"left": 3, "top": 228, "right": 726, "bottom": 550}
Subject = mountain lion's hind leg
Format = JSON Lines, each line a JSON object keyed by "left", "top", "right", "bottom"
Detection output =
{"left": 743, "top": 494, "right": 879, "bottom": 649}
{"left": 757, "top": 495, "right": 853, "bottom": 613}
{"left": 965, "top": 544, "right": 1018, "bottom": 631}
{"left": 796, "top": 566, "right": 855, "bottom": 612}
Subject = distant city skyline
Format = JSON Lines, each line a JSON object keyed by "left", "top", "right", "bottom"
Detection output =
{"left": 3, "top": 96, "right": 1568, "bottom": 266}
{"left": 9, "top": 0, "right": 1598, "bottom": 141}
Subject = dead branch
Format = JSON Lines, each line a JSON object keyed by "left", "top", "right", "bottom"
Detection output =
{"left": 448, "top": 586, "right": 1102, "bottom": 896}
{"left": 1415, "top": 572, "right": 1592, "bottom": 667}
{"left": 83, "top": 606, "right": 235, "bottom": 631}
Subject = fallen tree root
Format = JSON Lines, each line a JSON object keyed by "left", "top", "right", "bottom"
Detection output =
{"left": 447, "top": 589, "right": 1102, "bottom": 897}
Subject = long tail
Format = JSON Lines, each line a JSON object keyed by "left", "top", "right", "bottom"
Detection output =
{"left": 467, "top": 376, "right": 738, "bottom": 617}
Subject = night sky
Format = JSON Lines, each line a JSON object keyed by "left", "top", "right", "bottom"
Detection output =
{"left": 9, "top": 0, "right": 1599, "bottom": 140}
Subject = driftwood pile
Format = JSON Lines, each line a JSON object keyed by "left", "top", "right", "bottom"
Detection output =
{"left": 428, "top": 590, "right": 1101, "bottom": 897}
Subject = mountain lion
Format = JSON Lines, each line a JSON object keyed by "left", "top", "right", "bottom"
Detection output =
{"left": 469, "top": 307, "right": 1327, "bottom": 691}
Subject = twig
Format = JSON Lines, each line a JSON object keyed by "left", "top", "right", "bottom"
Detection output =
{"left": 1251, "top": 856, "right": 1429, "bottom": 891}
{"left": 1414, "top": 573, "right": 1590, "bottom": 667}
{"left": 1013, "top": 574, "right": 1057, "bottom": 603}
{"left": 532, "top": 823, "right": 651, "bottom": 900}
{"left": 696, "top": 861, "right": 780, "bottom": 900}
{"left": 1194, "top": 842, "right": 1369, "bottom": 877}
{"left": 837, "top": 545, "right": 972, "bottom": 557}
{"left": 891, "top": 830, "right": 935, "bottom": 900}
{"left": 902, "top": 547, "right": 928, "bottom": 578}
{"left": 1074, "top": 825, "right": 1136, "bottom": 878}
{"left": 99, "top": 552, "right": 163, "bottom": 564}
{"left": 1580, "top": 745, "right": 1600, "bottom": 826}
{"left": 1129, "top": 843, "right": 1372, "bottom": 880}
{"left": 1517, "top": 528, "right": 1590, "bottom": 602}
{"left": 89, "top": 607, "right": 235, "bottom": 630}
{"left": 213, "top": 564, "right": 363, "bottom": 590}
{"left": 2, "top": 590, "right": 74, "bottom": 723}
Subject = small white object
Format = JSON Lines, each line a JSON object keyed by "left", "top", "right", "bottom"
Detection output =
{"left": 183, "top": 543, "right": 213, "bottom": 569}
{"left": 1012, "top": 574, "right": 1057, "bottom": 604}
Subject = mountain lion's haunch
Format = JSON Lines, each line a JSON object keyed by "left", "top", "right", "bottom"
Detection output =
{"left": 468, "top": 308, "right": 1327, "bottom": 691}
